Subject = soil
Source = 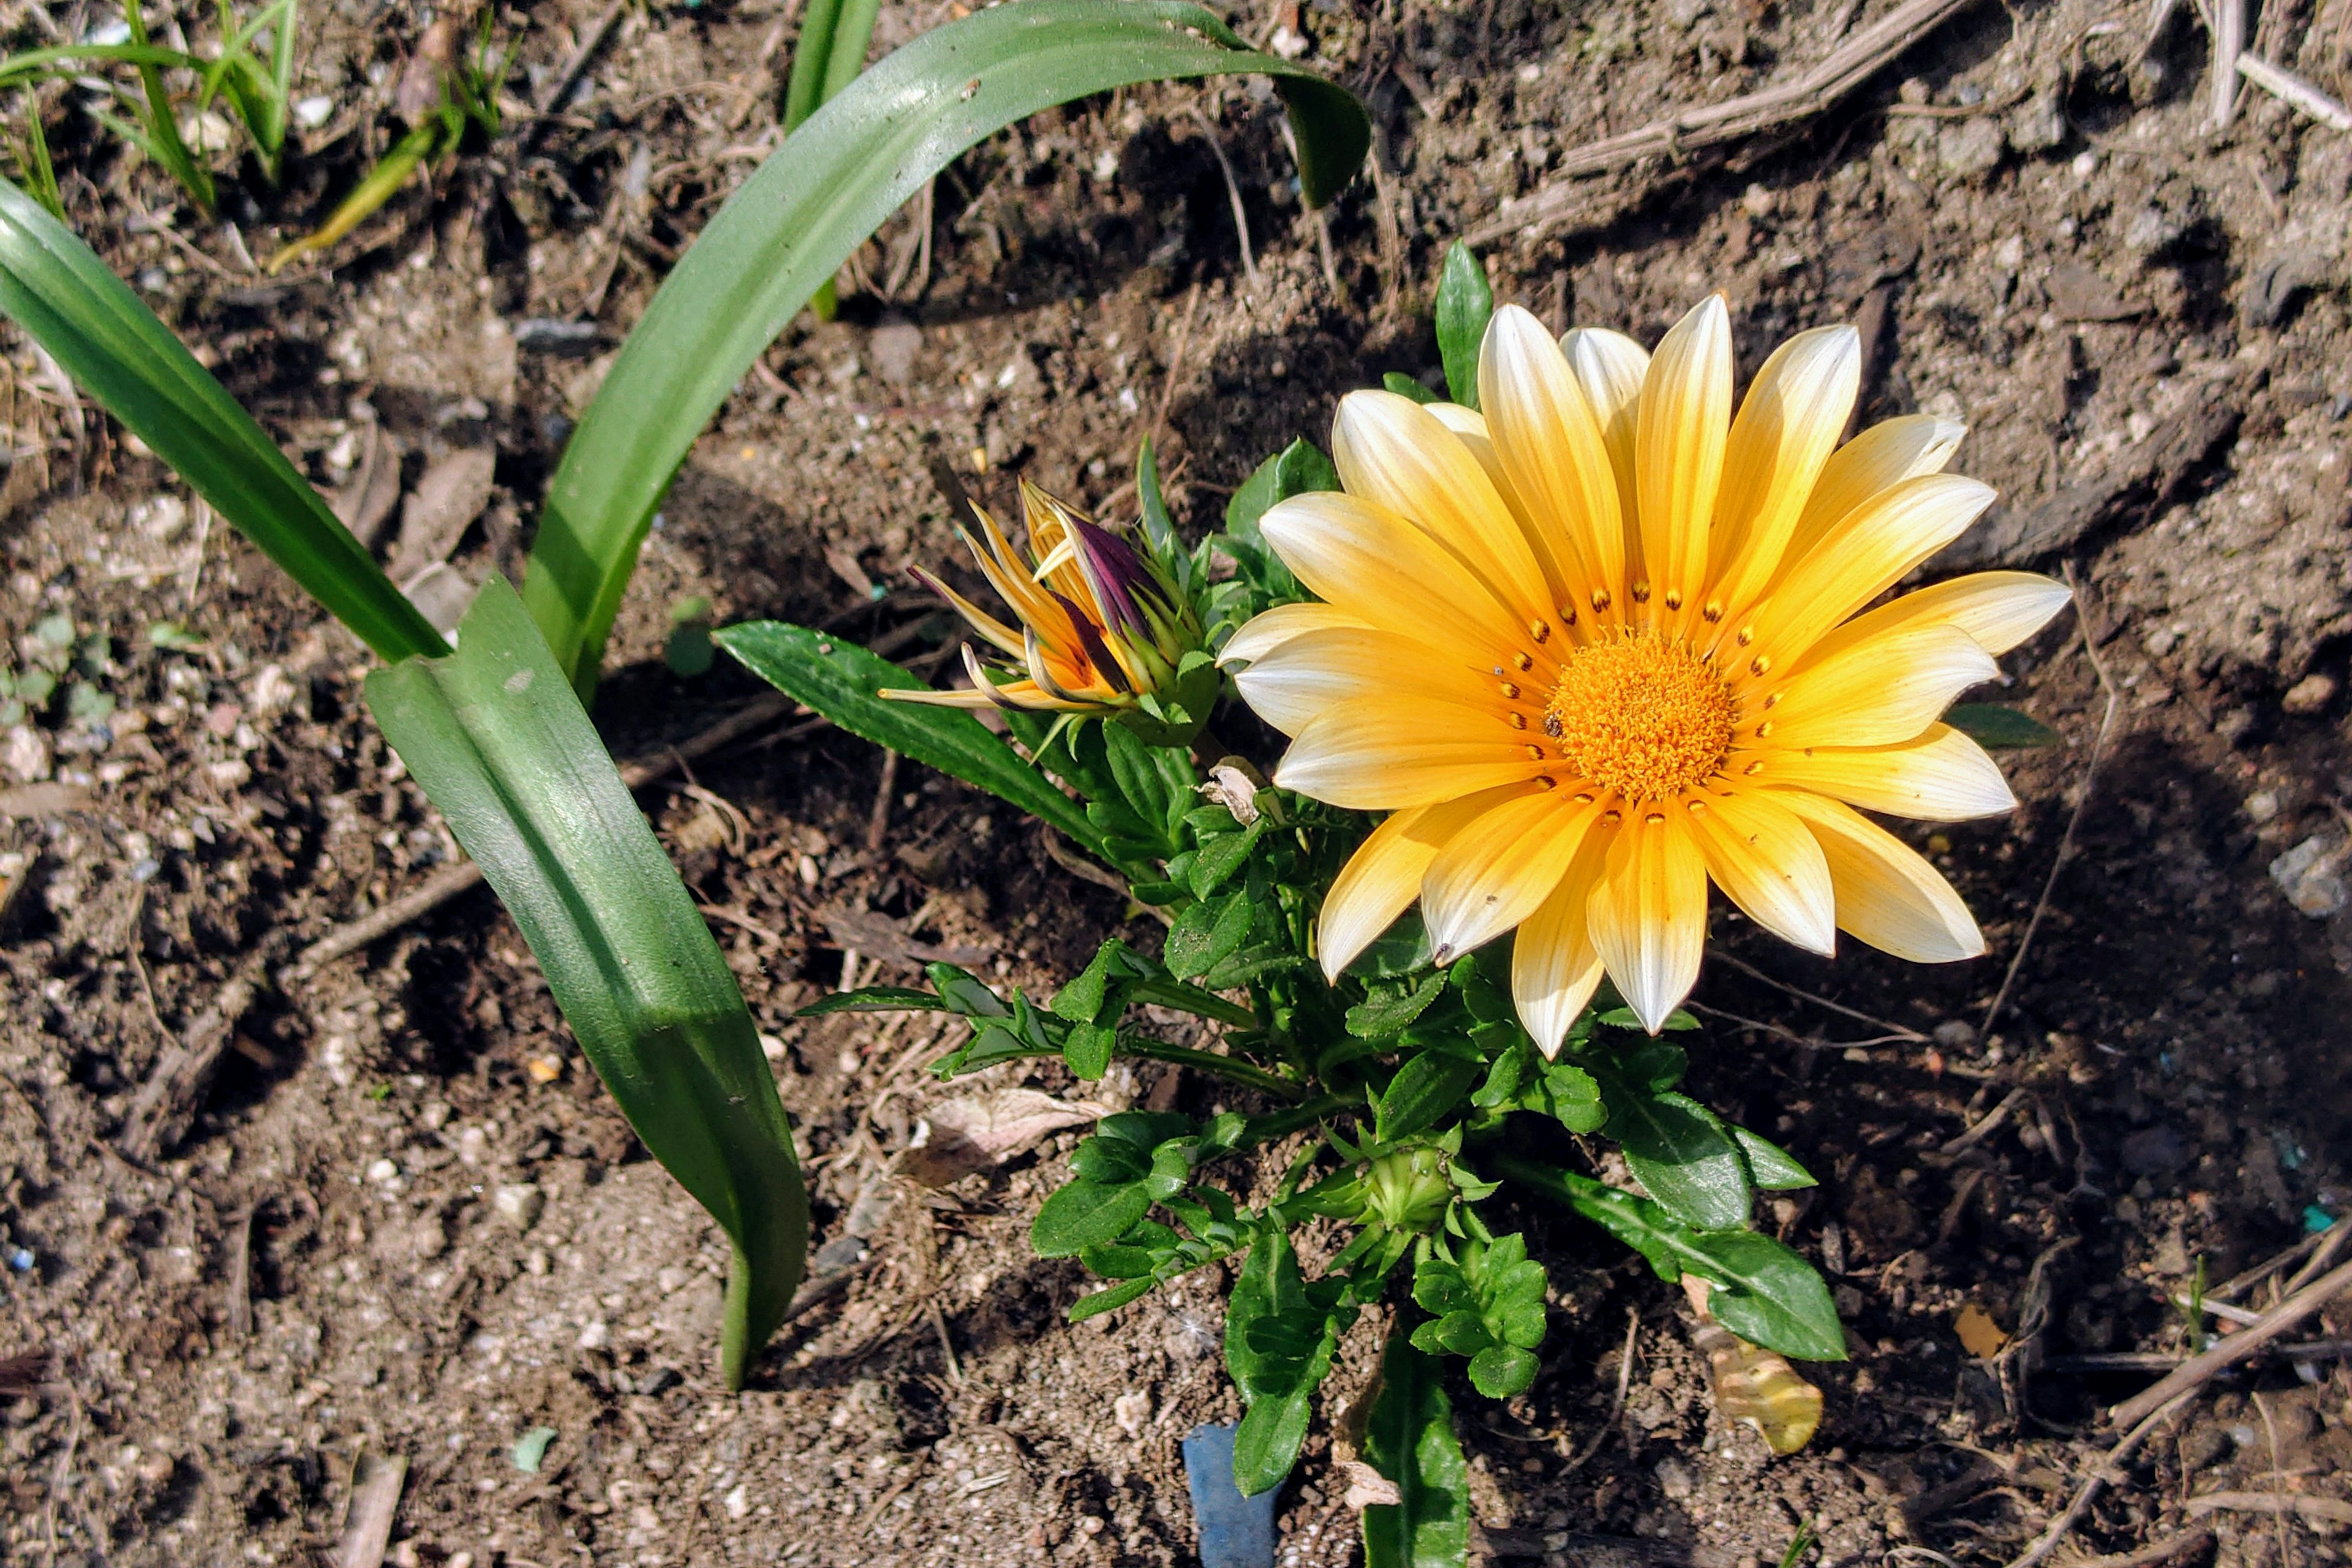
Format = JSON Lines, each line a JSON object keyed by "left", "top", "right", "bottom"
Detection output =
{"left": 2, "top": 0, "right": 2351, "bottom": 1564}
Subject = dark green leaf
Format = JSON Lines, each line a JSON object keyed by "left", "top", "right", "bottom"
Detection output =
{"left": 1944, "top": 702, "right": 2062, "bottom": 748}
{"left": 715, "top": 622, "right": 1109, "bottom": 859}
{"left": 1382, "top": 369, "right": 1439, "bottom": 404}
{"left": 1434, "top": 241, "right": 1493, "bottom": 410}
{"left": 1068, "top": 1277, "right": 1155, "bottom": 1321}
{"left": 1233, "top": 1382, "right": 1315, "bottom": 1497}
{"left": 363, "top": 579, "right": 803, "bottom": 1390}
{"left": 1589, "top": 1063, "right": 1752, "bottom": 1232}
{"left": 1226, "top": 1224, "right": 1306, "bottom": 1403}
{"left": 1188, "top": 818, "right": 1265, "bottom": 899}
{"left": 1099, "top": 1110, "right": 1197, "bottom": 1148}
{"left": 0, "top": 179, "right": 444, "bottom": 662}
{"left": 1467, "top": 1344, "right": 1538, "bottom": 1398}
{"left": 1070, "top": 1135, "right": 1152, "bottom": 1185}
{"left": 794, "top": 986, "right": 946, "bottom": 1017}
{"left": 1375, "top": 1052, "right": 1482, "bottom": 1144}
{"left": 525, "top": 1, "right": 1368, "bottom": 694}
{"left": 1529, "top": 1060, "right": 1607, "bottom": 1133}
{"left": 1062, "top": 1020, "right": 1115, "bottom": 1080}
{"left": 1031, "top": 1179, "right": 1152, "bottom": 1257}
{"left": 1347, "top": 971, "right": 1450, "bottom": 1039}
{"left": 1360, "top": 1329, "right": 1469, "bottom": 1568}
{"left": 1166, "top": 891, "right": 1251, "bottom": 980}
{"left": 1501, "top": 1159, "right": 1846, "bottom": 1362}
{"left": 1346, "top": 915, "right": 1433, "bottom": 979}
{"left": 1733, "top": 1126, "right": 1817, "bottom": 1190}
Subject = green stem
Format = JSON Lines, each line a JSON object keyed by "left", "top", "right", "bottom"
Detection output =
{"left": 1120, "top": 1039, "right": 1302, "bottom": 1101}
{"left": 1240, "top": 1090, "right": 1354, "bottom": 1147}
{"left": 1129, "top": 976, "right": 1257, "bottom": 1029}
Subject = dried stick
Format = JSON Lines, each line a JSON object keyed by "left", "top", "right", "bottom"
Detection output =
{"left": 1149, "top": 281, "right": 1203, "bottom": 457}
{"left": 2236, "top": 52, "right": 2352, "bottom": 131}
{"left": 1713, "top": 951, "right": 1928, "bottom": 1041}
{"left": 2211, "top": 0, "right": 2244, "bottom": 126}
{"left": 1981, "top": 567, "right": 2117, "bottom": 1043}
{"left": 2065, "top": 1529, "right": 2216, "bottom": 1568}
{"left": 1471, "top": 0, "right": 1987, "bottom": 243}
{"left": 296, "top": 691, "right": 798, "bottom": 973}
{"left": 2004, "top": 1393, "right": 2193, "bottom": 1568}
{"left": 865, "top": 749, "right": 901, "bottom": 851}
{"left": 1186, "top": 104, "right": 1260, "bottom": 292}
{"left": 2109, "top": 1257, "right": 2352, "bottom": 1428}
{"left": 521, "top": 0, "right": 627, "bottom": 148}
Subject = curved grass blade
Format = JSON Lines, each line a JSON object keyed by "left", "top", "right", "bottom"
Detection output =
{"left": 366, "top": 580, "right": 807, "bottom": 1388}
{"left": 523, "top": 0, "right": 1369, "bottom": 696}
{"left": 0, "top": 176, "right": 445, "bottom": 662}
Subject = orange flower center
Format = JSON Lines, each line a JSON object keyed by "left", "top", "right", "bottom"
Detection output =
{"left": 1542, "top": 633, "right": 1736, "bottom": 801}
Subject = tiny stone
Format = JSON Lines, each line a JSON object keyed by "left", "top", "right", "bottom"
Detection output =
{"left": 2282, "top": 673, "right": 2337, "bottom": 714}
{"left": 2244, "top": 790, "right": 2281, "bottom": 826}
{"left": 365, "top": 1158, "right": 399, "bottom": 1184}
{"left": 1113, "top": 1390, "right": 1152, "bottom": 1437}
{"left": 1932, "top": 1020, "right": 1977, "bottom": 1049}
{"left": 493, "top": 1183, "right": 545, "bottom": 1229}
{"left": 1654, "top": 1457, "right": 1695, "bottom": 1500}
{"left": 1937, "top": 118, "right": 2005, "bottom": 181}
{"left": 576, "top": 1320, "right": 609, "bottom": 1351}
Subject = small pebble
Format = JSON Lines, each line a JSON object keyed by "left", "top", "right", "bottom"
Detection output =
{"left": 365, "top": 1158, "right": 399, "bottom": 1184}
{"left": 576, "top": 1320, "right": 609, "bottom": 1351}
{"left": 493, "top": 1183, "right": 545, "bottom": 1230}
{"left": 7, "top": 1247, "right": 32, "bottom": 1272}
{"left": 2282, "top": 673, "right": 2337, "bottom": 715}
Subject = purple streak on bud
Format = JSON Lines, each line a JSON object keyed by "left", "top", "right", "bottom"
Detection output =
{"left": 1065, "top": 516, "right": 1169, "bottom": 643}
{"left": 1050, "top": 589, "right": 1133, "bottom": 694}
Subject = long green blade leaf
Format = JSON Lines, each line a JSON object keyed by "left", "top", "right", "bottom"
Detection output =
{"left": 1360, "top": 1327, "right": 1469, "bottom": 1568}
{"left": 366, "top": 579, "right": 806, "bottom": 1387}
{"left": 714, "top": 620, "right": 1115, "bottom": 862}
{"left": 0, "top": 176, "right": 445, "bottom": 662}
{"left": 523, "top": 0, "right": 1368, "bottom": 695}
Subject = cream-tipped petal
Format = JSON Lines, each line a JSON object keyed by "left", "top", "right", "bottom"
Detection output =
{"left": 1635, "top": 296, "right": 1732, "bottom": 630}
{"left": 1277, "top": 695, "right": 1552, "bottom": 809}
{"left": 1748, "top": 724, "right": 2016, "bottom": 821}
{"left": 1743, "top": 473, "right": 1997, "bottom": 666}
{"left": 1219, "top": 601, "right": 1376, "bottom": 666}
{"left": 1706, "top": 325, "right": 1861, "bottom": 617}
{"left": 1684, "top": 788, "right": 1837, "bottom": 956}
{"left": 1777, "top": 414, "right": 1967, "bottom": 588}
{"left": 1333, "top": 390, "right": 1556, "bottom": 628}
{"left": 1261, "top": 491, "right": 1526, "bottom": 666}
{"left": 1562, "top": 326, "right": 1649, "bottom": 521}
{"left": 1511, "top": 830, "right": 1613, "bottom": 1056}
{"left": 1778, "top": 791, "right": 1986, "bottom": 961}
{"left": 1479, "top": 306, "right": 1627, "bottom": 619}
{"left": 1420, "top": 789, "right": 1605, "bottom": 960}
{"left": 1793, "top": 571, "right": 2073, "bottom": 673}
{"left": 1319, "top": 785, "right": 1539, "bottom": 979}
{"left": 1587, "top": 809, "right": 1709, "bottom": 1033}
{"left": 1749, "top": 624, "right": 1999, "bottom": 751}
{"left": 1233, "top": 627, "right": 1503, "bottom": 737}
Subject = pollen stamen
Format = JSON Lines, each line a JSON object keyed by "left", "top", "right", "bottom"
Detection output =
{"left": 1540, "top": 631, "right": 1737, "bottom": 802}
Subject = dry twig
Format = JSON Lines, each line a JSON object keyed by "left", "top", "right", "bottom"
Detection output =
{"left": 2236, "top": 53, "right": 2352, "bottom": 130}
{"left": 1186, "top": 104, "right": 1259, "bottom": 292}
{"left": 1981, "top": 567, "right": 2117, "bottom": 1044}
{"left": 2110, "top": 1254, "right": 2352, "bottom": 1427}
{"left": 1472, "top": 0, "right": 1988, "bottom": 243}
{"left": 2003, "top": 1394, "right": 2193, "bottom": 1568}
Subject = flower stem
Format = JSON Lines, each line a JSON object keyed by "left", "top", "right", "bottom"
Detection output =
{"left": 1128, "top": 977, "right": 1257, "bottom": 1028}
{"left": 1238, "top": 1090, "right": 1355, "bottom": 1147}
{"left": 1120, "top": 1039, "right": 1303, "bottom": 1099}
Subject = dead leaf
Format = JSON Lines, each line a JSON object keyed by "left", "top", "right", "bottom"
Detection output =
{"left": 821, "top": 907, "right": 991, "bottom": 968}
{"left": 390, "top": 447, "right": 497, "bottom": 577}
{"left": 1684, "top": 1276, "right": 1823, "bottom": 1455}
{"left": 399, "top": 562, "right": 478, "bottom": 636}
{"left": 1956, "top": 1302, "right": 2010, "bottom": 1358}
{"left": 902, "top": 1089, "right": 1111, "bottom": 1186}
{"left": 1339, "top": 1460, "right": 1401, "bottom": 1509}
{"left": 330, "top": 423, "right": 402, "bottom": 548}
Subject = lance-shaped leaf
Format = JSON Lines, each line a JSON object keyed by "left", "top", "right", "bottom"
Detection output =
{"left": 522, "top": 0, "right": 1369, "bottom": 695}
{"left": 365, "top": 579, "right": 807, "bottom": 1389}
{"left": 1360, "top": 1327, "right": 1470, "bottom": 1568}
{"left": 0, "top": 178, "right": 445, "bottom": 662}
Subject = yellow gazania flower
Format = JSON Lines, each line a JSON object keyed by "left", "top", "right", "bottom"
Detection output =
{"left": 889, "top": 480, "right": 1213, "bottom": 741}
{"left": 1222, "top": 297, "right": 2070, "bottom": 1043}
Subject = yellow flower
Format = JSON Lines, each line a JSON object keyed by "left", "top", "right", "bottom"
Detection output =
{"left": 1223, "top": 297, "right": 2069, "bottom": 1042}
{"left": 889, "top": 480, "right": 1215, "bottom": 742}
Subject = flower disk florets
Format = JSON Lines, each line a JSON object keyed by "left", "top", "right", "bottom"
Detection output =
{"left": 1542, "top": 634, "right": 1736, "bottom": 802}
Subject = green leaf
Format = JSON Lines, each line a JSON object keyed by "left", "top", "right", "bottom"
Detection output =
{"left": 1944, "top": 702, "right": 2062, "bottom": 748}
{"left": 1588, "top": 1061, "right": 1752, "bottom": 1232}
{"left": 1434, "top": 241, "right": 1493, "bottom": 410}
{"left": 1360, "top": 1328, "right": 1469, "bottom": 1568}
{"left": 794, "top": 986, "right": 947, "bottom": 1017}
{"left": 1382, "top": 370, "right": 1439, "bottom": 404}
{"left": 714, "top": 622, "right": 1112, "bottom": 859}
{"left": 522, "top": 1, "right": 1369, "bottom": 695}
{"left": 363, "top": 579, "right": 805, "bottom": 1390}
{"left": 1063, "top": 1020, "right": 1115, "bottom": 1080}
{"left": 1468, "top": 1344, "right": 1539, "bottom": 1398}
{"left": 1031, "top": 1178, "right": 1152, "bottom": 1257}
{"left": 1375, "top": 1052, "right": 1482, "bottom": 1144}
{"left": 1347, "top": 971, "right": 1449, "bottom": 1039}
{"left": 1226, "top": 1226, "right": 1345, "bottom": 1494}
{"left": 1733, "top": 1126, "right": 1817, "bottom": 1190}
{"left": 1067, "top": 1276, "right": 1155, "bottom": 1321}
{"left": 1165, "top": 891, "right": 1251, "bottom": 980}
{"left": 1226, "top": 1224, "right": 1305, "bottom": 1403}
{"left": 1188, "top": 818, "right": 1265, "bottom": 899}
{"left": 0, "top": 178, "right": 445, "bottom": 662}
{"left": 1500, "top": 1158, "right": 1847, "bottom": 1362}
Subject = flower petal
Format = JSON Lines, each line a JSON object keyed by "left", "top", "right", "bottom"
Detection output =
{"left": 1794, "top": 571, "right": 2073, "bottom": 672}
{"left": 1586, "top": 807, "right": 1709, "bottom": 1034}
{"left": 1706, "top": 325, "right": 1861, "bottom": 617}
{"left": 1261, "top": 491, "right": 1528, "bottom": 667}
{"left": 1333, "top": 390, "right": 1556, "bottom": 631}
{"left": 1776, "top": 414, "right": 1967, "bottom": 589}
{"left": 1234, "top": 627, "right": 1508, "bottom": 737}
{"left": 1422, "top": 789, "right": 1607, "bottom": 960}
{"left": 1634, "top": 296, "right": 1732, "bottom": 630}
{"left": 1749, "top": 724, "right": 2016, "bottom": 820}
{"left": 1684, "top": 788, "right": 1836, "bottom": 955}
{"left": 1562, "top": 325, "right": 1649, "bottom": 526}
{"left": 1746, "top": 624, "right": 1999, "bottom": 751}
{"left": 1776, "top": 791, "right": 1985, "bottom": 962}
{"left": 1741, "top": 473, "right": 1997, "bottom": 667}
{"left": 1319, "top": 785, "right": 1540, "bottom": 979}
{"left": 1480, "top": 305, "right": 1627, "bottom": 623}
{"left": 1219, "top": 601, "right": 1374, "bottom": 666}
{"left": 1512, "top": 832, "right": 1613, "bottom": 1057}
{"left": 1277, "top": 695, "right": 1553, "bottom": 809}
{"left": 1422, "top": 403, "right": 1523, "bottom": 514}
